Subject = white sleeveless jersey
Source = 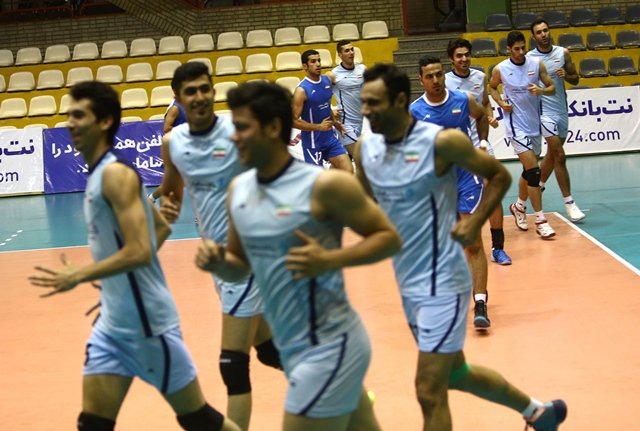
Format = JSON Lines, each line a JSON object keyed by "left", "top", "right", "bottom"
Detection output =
{"left": 84, "top": 151, "right": 180, "bottom": 338}
{"left": 497, "top": 57, "right": 542, "bottom": 137}
{"left": 445, "top": 69, "right": 486, "bottom": 146}
{"left": 527, "top": 46, "right": 568, "bottom": 118}
{"left": 332, "top": 63, "right": 366, "bottom": 128}
{"left": 360, "top": 120, "right": 472, "bottom": 299}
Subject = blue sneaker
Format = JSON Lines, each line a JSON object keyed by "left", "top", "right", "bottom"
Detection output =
{"left": 491, "top": 249, "right": 512, "bottom": 265}
{"left": 526, "top": 400, "right": 567, "bottom": 431}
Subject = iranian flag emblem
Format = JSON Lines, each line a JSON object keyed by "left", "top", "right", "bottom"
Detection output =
{"left": 276, "top": 204, "right": 292, "bottom": 217}
{"left": 451, "top": 107, "right": 461, "bottom": 115}
{"left": 213, "top": 147, "right": 226, "bottom": 158}
{"left": 405, "top": 151, "right": 419, "bottom": 163}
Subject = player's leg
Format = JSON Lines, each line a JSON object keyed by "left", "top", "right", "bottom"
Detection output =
{"left": 488, "top": 203, "right": 512, "bottom": 265}
{"left": 79, "top": 374, "right": 132, "bottom": 430}
{"left": 253, "top": 316, "right": 282, "bottom": 370}
{"left": 516, "top": 142, "right": 555, "bottom": 238}
{"left": 345, "top": 388, "right": 381, "bottom": 431}
{"left": 325, "top": 137, "right": 354, "bottom": 173}
{"left": 416, "top": 351, "right": 457, "bottom": 431}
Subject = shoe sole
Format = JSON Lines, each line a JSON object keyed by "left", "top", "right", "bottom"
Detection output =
{"left": 491, "top": 256, "right": 512, "bottom": 265}
{"left": 509, "top": 205, "right": 529, "bottom": 231}
{"left": 536, "top": 230, "right": 556, "bottom": 239}
{"left": 473, "top": 318, "right": 491, "bottom": 329}
{"left": 569, "top": 215, "right": 586, "bottom": 222}
{"left": 552, "top": 399, "right": 568, "bottom": 425}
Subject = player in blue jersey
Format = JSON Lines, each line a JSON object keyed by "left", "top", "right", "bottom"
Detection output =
{"left": 355, "top": 63, "right": 567, "bottom": 431}
{"left": 293, "top": 49, "right": 352, "bottom": 172}
{"left": 28, "top": 81, "right": 239, "bottom": 431}
{"left": 196, "top": 81, "right": 402, "bottom": 431}
{"left": 158, "top": 62, "right": 281, "bottom": 431}
{"left": 529, "top": 19, "right": 586, "bottom": 222}
{"left": 489, "top": 31, "right": 557, "bottom": 239}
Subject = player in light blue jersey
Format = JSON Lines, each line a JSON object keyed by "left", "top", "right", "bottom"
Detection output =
{"left": 197, "top": 81, "right": 402, "bottom": 431}
{"left": 356, "top": 63, "right": 567, "bottom": 431}
{"left": 29, "top": 81, "right": 239, "bottom": 431}
{"left": 326, "top": 40, "right": 366, "bottom": 157}
{"left": 158, "top": 62, "right": 281, "bottom": 431}
{"left": 529, "top": 19, "right": 586, "bottom": 222}
{"left": 489, "top": 30, "right": 557, "bottom": 239}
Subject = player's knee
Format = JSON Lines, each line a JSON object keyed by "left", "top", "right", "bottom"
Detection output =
{"left": 219, "top": 350, "right": 251, "bottom": 395}
{"left": 521, "top": 167, "right": 541, "bottom": 187}
{"left": 415, "top": 379, "right": 447, "bottom": 414}
{"left": 255, "top": 339, "right": 282, "bottom": 370}
{"left": 177, "top": 403, "right": 225, "bottom": 431}
{"left": 77, "top": 412, "right": 115, "bottom": 431}
{"left": 449, "top": 362, "right": 472, "bottom": 388}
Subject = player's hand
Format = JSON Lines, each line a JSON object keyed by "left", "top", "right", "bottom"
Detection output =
{"left": 159, "top": 191, "right": 180, "bottom": 224}
{"left": 500, "top": 101, "right": 513, "bottom": 113}
{"left": 195, "top": 239, "right": 225, "bottom": 273}
{"left": 528, "top": 84, "right": 543, "bottom": 96}
{"left": 333, "top": 120, "right": 346, "bottom": 137}
{"left": 487, "top": 116, "right": 499, "bottom": 128}
{"left": 450, "top": 219, "right": 481, "bottom": 247}
{"left": 285, "top": 230, "right": 330, "bottom": 279}
{"left": 29, "top": 254, "right": 80, "bottom": 297}
{"left": 555, "top": 68, "right": 566, "bottom": 79}
{"left": 316, "top": 117, "right": 334, "bottom": 132}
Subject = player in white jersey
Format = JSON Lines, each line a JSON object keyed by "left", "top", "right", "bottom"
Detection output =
{"left": 158, "top": 62, "right": 281, "bottom": 431}
{"left": 28, "top": 81, "right": 239, "bottom": 431}
{"left": 529, "top": 19, "right": 586, "bottom": 222}
{"left": 489, "top": 30, "right": 557, "bottom": 239}
{"left": 196, "top": 81, "right": 402, "bottom": 431}
{"left": 326, "top": 40, "right": 366, "bottom": 157}
{"left": 355, "top": 63, "right": 567, "bottom": 431}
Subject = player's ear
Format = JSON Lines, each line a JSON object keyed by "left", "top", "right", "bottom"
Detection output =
{"left": 395, "top": 91, "right": 408, "bottom": 108}
{"left": 265, "top": 118, "right": 282, "bottom": 140}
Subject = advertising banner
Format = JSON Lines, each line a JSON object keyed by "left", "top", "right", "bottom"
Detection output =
{"left": 0, "top": 128, "right": 44, "bottom": 195}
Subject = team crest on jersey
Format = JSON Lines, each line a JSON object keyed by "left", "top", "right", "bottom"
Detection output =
{"left": 276, "top": 204, "right": 292, "bottom": 217}
{"left": 405, "top": 151, "right": 419, "bottom": 163}
{"left": 452, "top": 108, "right": 462, "bottom": 115}
{"left": 212, "top": 147, "right": 226, "bottom": 158}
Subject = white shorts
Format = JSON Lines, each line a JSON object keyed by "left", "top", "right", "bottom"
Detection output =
{"left": 214, "top": 274, "right": 264, "bottom": 317}
{"left": 285, "top": 322, "right": 371, "bottom": 418}
{"left": 402, "top": 293, "right": 470, "bottom": 354}
{"left": 83, "top": 327, "right": 197, "bottom": 395}
{"left": 540, "top": 115, "right": 568, "bottom": 139}
{"left": 507, "top": 135, "right": 542, "bottom": 156}
{"left": 339, "top": 123, "right": 362, "bottom": 147}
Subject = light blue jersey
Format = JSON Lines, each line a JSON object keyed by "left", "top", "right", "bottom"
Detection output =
{"left": 497, "top": 57, "right": 542, "bottom": 137}
{"left": 445, "top": 68, "right": 486, "bottom": 146}
{"left": 332, "top": 63, "right": 366, "bottom": 145}
{"left": 360, "top": 120, "right": 472, "bottom": 298}
{"left": 527, "top": 46, "right": 568, "bottom": 118}
{"left": 84, "top": 151, "right": 180, "bottom": 338}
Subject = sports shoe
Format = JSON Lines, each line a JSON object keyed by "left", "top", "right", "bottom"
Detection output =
{"left": 473, "top": 300, "right": 491, "bottom": 329}
{"left": 491, "top": 249, "right": 512, "bottom": 265}
{"left": 565, "top": 202, "right": 586, "bottom": 222}
{"left": 509, "top": 203, "right": 528, "bottom": 231}
{"left": 525, "top": 399, "right": 567, "bottom": 431}
{"left": 535, "top": 220, "right": 556, "bottom": 239}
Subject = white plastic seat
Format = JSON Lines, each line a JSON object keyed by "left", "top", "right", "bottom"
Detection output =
{"left": 214, "top": 81, "right": 238, "bottom": 102}
{"left": 332, "top": 23, "right": 359, "bottom": 41}
{"left": 317, "top": 49, "right": 333, "bottom": 68}
{"left": 125, "top": 62, "right": 154, "bottom": 82}
{"left": 121, "top": 88, "right": 149, "bottom": 109}
{"left": 58, "top": 94, "right": 71, "bottom": 114}
{"left": 130, "top": 38, "right": 157, "bottom": 57}
{"left": 0, "top": 98, "right": 28, "bottom": 119}
{"left": 335, "top": 46, "right": 363, "bottom": 65}
{"left": 217, "top": 32, "right": 243, "bottom": 50}
{"left": 275, "top": 51, "right": 302, "bottom": 71}
{"left": 303, "top": 25, "right": 331, "bottom": 43}
{"left": 37, "top": 70, "right": 65, "bottom": 90}
{"left": 0, "top": 49, "right": 14, "bottom": 66}
{"left": 275, "top": 76, "right": 301, "bottom": 94}
{"left": 15, "top": 47, "right": 42, "bottom": 65}
{"left": 188, "top": 57, "right": 213, "bottom": 74}
{"left": 0, "top": 125, "right": 18, "bottom": 130}
{"left": 66, "top": 67, "right": 94, "bottom": 87}
{"left": 44, "top": 44, "right": 71, "bottom": 63}
{"left": 0, "top": 75, "right": 6, "bottom": 92}
{"left": 158, "top": 36, "right": 185, "bottom": 55}
{"left": 72, "top": 42, "right": 99, "bottom": 60}
{"left": 101, "top": 40, "right": 128, "bottom": 59}
{"left": 246, "top": 30, "right": 273, "bottom": 48}
{"left": 54, "top": 121, "right": 69, "bottom": 128}
{"left": 245, "top": 53, "right": 273, "bottom": 73}
{"left": 149, "top": 113, "right": 165, "bottom": 120}
{"left": 28, "top": 95, "right": 57, "bottom": 116}
{"left": 156, "top": 60, "right": 182, "bottom": 80}
{"left": 188, "top": 34, "right": 214, "bottom": 52}
{"left": 121, "top": 116, "right": 143, "bottom": 123}
{"left": 215, "top": 55, "right": 243, "bottom": 75}
{"left": 8, "top": 72, "right": 36, "bottom": 92}
{"left": 275, "top": 27, "right": 302, "bottom": 46}
{"left": 96, "top": 65, "right": 124, "bottom": 84}
{"left": 24, "top": 123, "right": 49, "bottom": 129}
{"left": 362, "top": 21, "right": 389, "bottom": 39}
{"left": 150, "top": 86, "right": 174, "bottom": 107}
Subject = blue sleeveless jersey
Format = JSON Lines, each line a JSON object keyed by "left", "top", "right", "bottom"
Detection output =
{"left": 298, "top": 75, "right": 339, "bottom": 149}
{"left": 165, "top": 99, "right": 187, "bottom": 128}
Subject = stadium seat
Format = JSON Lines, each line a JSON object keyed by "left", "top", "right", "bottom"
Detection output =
{"left": 245, "top": 53, "right": 273, "bottom": 73}
{"left": 72, "top": 42, "right": 99, "bottom": 60}
{"left": 15, "top": 47, "right": 42, "bottom": 65}
{"left": 121, "top": 88, "right": 149, "bottom": 109}
{"left": 627, "top": 4, "right": 640, "bottom": 23}
{"left": 276, "top": 51, "right": 302, "bottom": 71}
{"left": 579, "top": 58, "right": 608, "bottom": 77}
{"left": 37, "top": 70, "right": 65, "bottom": 89}
{"left": 335, "top": 46, "right": 363, "bottom": 64}
{"left": 498, "top": 38, "right": 508, "bottom": 56}
{"left": 188, "top": 34, "right": 214, "bottom": 52}
{"left": 0, "top": 49, "right": 14, "bottom": 66}
{"left": 214, "top": 81, "right": 238, "bottom": 102}
{"left": 156, "top": 60, "right": 182, "bottom": 80}
{"left": 608, "top": 56, "right": 638, "bottom": 75}
{"left": 149, "top": 114, "right": 165, "bottom": 120}
{"left": 567, "top": 85, "right": 591, "bottom": 90}
{"left": 158, "top": 36, "right": 185, "bottom": 55}
{"left": 217, "top": 32, "right": 243, "bottom": 50}
{"left": 484, "top": 14, "right": 512, "bottom": 31}
{"left": 362, "top": 20, "right": 389, "bottom": 39}
{"left": 303, "top": 25, "right": 331, "bottom": 43}
{"left": 121, "top": 116, "right": 143, "bottom": 123}
{"left": 130, "top": 38, "right": 157, "bottom": 57}
{"left": 275, "top": 76, "right": 301, "bottom": 94}
{"left": 0, "top": 98, "right": 28, "bottom": 119}
{"left": 597, "top": 6, "right": 625, "bottom": 25}
{"left": 28, "top": 95, "right": 57, "bottom": 116}
{"left": 246, "top": 30, "right": 273, "bottom": 48}
{"left": 58, "top": 94, "right": 70, "bottom": 114}
{"left": 0, "top": 75, "right": 5, "bottom": 92}
{"left": 586, "top": 31, "right": 614, "bottom": 50}
{"left": 24, "top": 123, "right": 49, "bottom": 129}
{"left": 125, "top": 62, "right": 154, "bottom": 82}
{"left": 96, "top": 65, "right": 124, "bottom": 84}
{"left": 542, "top": 10, "right": 569, "bottom": 27}
{"left": 7, "top": 72, "right": 36, "bottom": 92}
{"left": 150, "top": 86, "right": 174, "bottom": 107}
{"left": 513, "top": 12, "right": 538, "bottom": 30}
{"left": 187, "top": 58, "right": 213, "bottom": 74}
{"left": 471, "top": 38, "right": 498, "bottom": 57}
{"left": 216, "top": 56, "right": 243, "bottom": 75}
{"left": 616, "top": 30, "right": 640, "bottom": 49}
{"left": 66, "top": 67, "right": 93, "bottom": 87}
{"left": 0, "top": 126, "right": 17, "bottom": 130}
{"left": 317, "top": 48, "right": 333, "bottom": 68}
{"left": 275, "top": 27, "right": 302, "bottom": 46}
{"left": 54, "top": 121, "right": 69, "bottom": 128}
{"left": 557, "top": 33, "right": 586, "bottom": 51}
{"left": 600, "top": 83, "right": 623, "bottom": 88}
{"left": 569, "top": 8, "right": 597, "bottom": 26}
{"left": 44, "top": 45, "right": 71, "bottom": 63}
{"left": 333, "top": 23, "right": 359, "bottom": 41}
{"left": 101, "top": 40, "right": 128, "bottom": 59}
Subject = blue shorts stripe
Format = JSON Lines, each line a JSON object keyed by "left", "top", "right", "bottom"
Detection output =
{"left": 159, "top": 334, "right": 171, "bottom": 393}
{"left": 228, "top": 274, "right": 254, "bottom": 316}
{"left": 432, "top": 294, "right": 461, "bottom": 353}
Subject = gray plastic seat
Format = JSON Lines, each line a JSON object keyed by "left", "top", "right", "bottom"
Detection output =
{"left": 608, "top": 56, "right": 638, "bottom": 76}
{"left": 579, "top": 58, "right": 608, "bottom": 78}
{"left": 558, "top": 33, "right": 586, "bottom": 51}
{"left": 597, "top": 6, "right": 625, "bottom": 25}
{"left": 485, "top": 14, "right": 512, "bottom": 31}
{"left": 627, "top": 4, "right": 640, "bottom": 23}
{"left": 469, "top": 64, "right": 485, "bottom": 74}
{"left": 542, "top": 10, "right": 569, "bottom": 27}
{"left": 569, "top": 8, "right": 597, "bottom": 26}
{"left": 616, "top": 30, "right": 640, "bottom": 49}
{"left": 513, "top": 12, "right": 538, "bottom": 30}
{"left": 471, "top": 38, "right": 498, "bottom": 57}
{"left": 498, "top": 38, "right": 509, "bottom": 56}
{"left": 586, "top": 31, "right": 614, "bottom": 50}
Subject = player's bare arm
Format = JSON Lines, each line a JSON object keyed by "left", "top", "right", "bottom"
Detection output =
{"left": 292, "top": 87, "right": 333, "bottom": 132}
{"left": 562, "top": 48, "right": 580, "bottom": 85}
{"left": 159, "top": 131, "right": 185, "bottom": 223}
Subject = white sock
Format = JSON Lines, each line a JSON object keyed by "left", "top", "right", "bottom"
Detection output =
{"left": 563, "top": 195, "right": 574, "bottom": 205}
{"left": 521, "top": 398, "right": 544, "bottom": 419}
{"left": 474, "top": 293, "right": 487, "bottom": 303}
{"left": 539, "top": 181, "right": 545, "bottom": 189}
{"left": 535, "top": 211, "right": 545, "bottom": 222}
{"left": 516, "top": 198, "right": 526, "bottom": 210}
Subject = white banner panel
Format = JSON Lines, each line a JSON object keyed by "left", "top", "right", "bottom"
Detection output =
{"left": 0, "top": 128, "right": 44, "bottom": 195}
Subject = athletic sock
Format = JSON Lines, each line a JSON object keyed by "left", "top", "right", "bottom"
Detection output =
{"left": 563, "top": 195, "right": 574, "bottom": 205}
{"left": 490, "top": 228, "right": 504, "bottom": 250}
{"left": 539, "top": 181, "right": 545, "bottom": 190}
{"left": 521, "top": 398, "right": 544, "bottom": 419}
{"left": 474, "top": 293, "right": 487, "bottom": 303}
{"left": 535, "top": 211, "right": 545, "bottom": 222}
{"left": 516, "top": 198, "right": 526, "bottom": 211}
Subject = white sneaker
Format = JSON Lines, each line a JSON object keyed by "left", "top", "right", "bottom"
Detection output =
{"left": 565, "top": 203, "right": 586, "bottom": 222}
{"left": 535, "top": 220, "right": 556, "bottom": 239}
{"left": 509, "top": 203, "right": 528, "bottom": 231}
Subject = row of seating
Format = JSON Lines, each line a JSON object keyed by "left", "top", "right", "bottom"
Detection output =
{"left": 485, "top": 6, "right": 640, "bottom": 31}
{"left": 0, "top": 21, "right": 386, "bottom": 67}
